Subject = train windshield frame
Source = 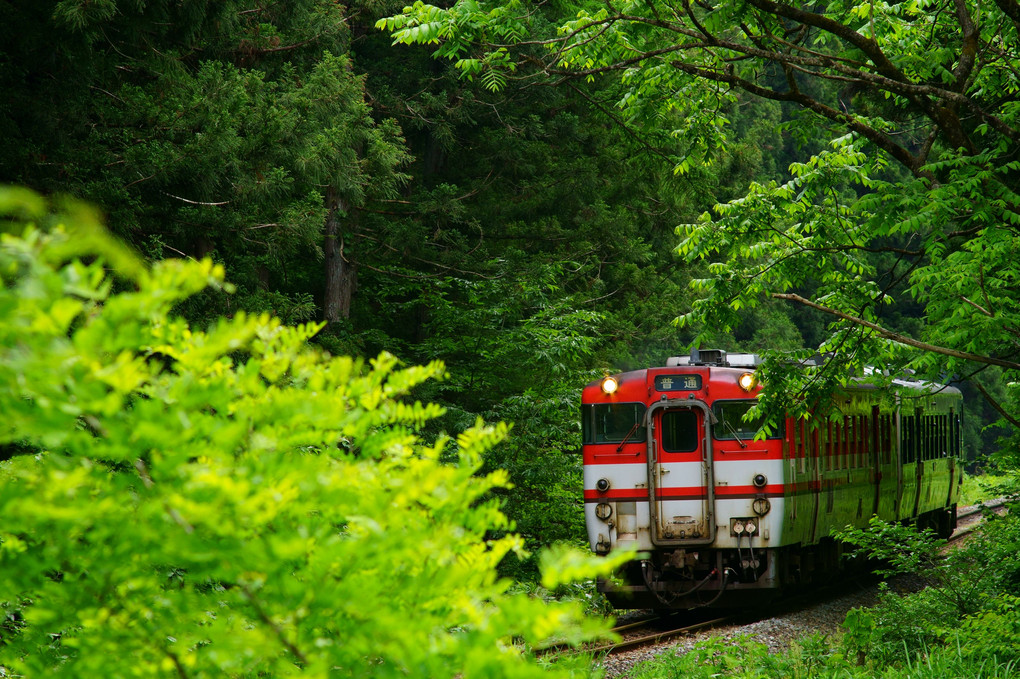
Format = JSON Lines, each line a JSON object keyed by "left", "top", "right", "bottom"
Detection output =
{"left": 712, "top": 399, "right": 784, "bottom": 441}
{"left": 582, "top": 403, "right": 648, "bottom": 445}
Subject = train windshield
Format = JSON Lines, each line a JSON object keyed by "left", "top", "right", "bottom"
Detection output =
{"left": 712, "top": 400, "right": 783, "bottom": 440}
{"left": 582, "top": 403, "right": 647, "bottom": 444}
{"left": 661, "top": 410, "right": 699, "bottom": 452}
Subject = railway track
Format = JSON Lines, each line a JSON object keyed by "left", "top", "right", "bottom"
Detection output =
{"left": 949, "top": 499, "right": 1005, "bottom": 542}
{"left": 583, "top": 500, "right": 1008, "bottom": 657}
{"left": 596, "top": 612, "right": 734, "bottom": 655}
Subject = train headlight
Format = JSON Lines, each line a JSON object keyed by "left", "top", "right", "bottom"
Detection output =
{"left": 601, "top": 376, "right": 619, "bottom": 394}
{"left": 738, "top": 372, "right": 756, "bottom": 392}
{"left": 596, "top": 478, "right": 611, "bottom": 492}
{"left": 753, "top": 474, "right": 767, "bottom": 488}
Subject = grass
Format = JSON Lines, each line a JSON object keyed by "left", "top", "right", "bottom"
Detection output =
{"left": 959, "top": 471, "right": 1016, "bottom": 506}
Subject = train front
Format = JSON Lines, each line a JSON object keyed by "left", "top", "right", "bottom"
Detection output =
{"left": 581, "top": 351, "right": 785, "bottom": 609}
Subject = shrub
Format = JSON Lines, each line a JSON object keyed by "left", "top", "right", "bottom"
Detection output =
{"left": 836, "top": 513, "right": 1020, "bottom": 666}
{"left": 0, "top": 188, "right": 626, "bottom": 676}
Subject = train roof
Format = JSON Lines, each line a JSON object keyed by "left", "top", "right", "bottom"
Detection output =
{"left": 662, "top": 349, "right": 962, "bottom": 398}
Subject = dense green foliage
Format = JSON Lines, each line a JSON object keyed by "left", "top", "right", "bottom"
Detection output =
{"left": 379, "top": 0, "right": 1020, "bottom": 455}
{"left": 0, "top": 189, "right": 631, "bottom": 675}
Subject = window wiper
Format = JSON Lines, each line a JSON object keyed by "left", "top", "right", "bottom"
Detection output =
{"left": 723, "top": 419, "right": 748, "bottom": 449}
{"left": 616, "top": 420, "right": 643, "bottom": 452}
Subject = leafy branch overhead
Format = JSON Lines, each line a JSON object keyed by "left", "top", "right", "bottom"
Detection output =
{"left": 380, "top": 0, "right": 1020, "bottom": 431}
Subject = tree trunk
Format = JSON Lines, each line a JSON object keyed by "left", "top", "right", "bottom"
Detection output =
{"left": 324, "top": 187, "right": 357, "bottom": 324}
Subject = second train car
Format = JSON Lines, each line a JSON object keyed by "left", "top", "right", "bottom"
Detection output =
{"left": 582, "top": 349, "right": 963, "bottom": 608}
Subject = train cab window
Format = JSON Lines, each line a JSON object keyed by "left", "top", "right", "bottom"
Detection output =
{"left": 582, "top": 403, "right": 647, "bottom": 445}
{"left": 661, "top": 410, "right": 699, "bottom": 453}
{"left": 712, "top": 400, "right": 784, "bottom": 442}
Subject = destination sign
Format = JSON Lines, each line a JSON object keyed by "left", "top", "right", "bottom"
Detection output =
{"left": 654, "top": 374, "right": 702, "bottom": 392}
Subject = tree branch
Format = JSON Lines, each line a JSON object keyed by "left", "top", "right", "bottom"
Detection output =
{"left": 667, "top": 60, "right": 930, "bottom": 176}
{"left": 241, "top": 585, "right": 309, "bottom": 665}
{"left": 973, "top": 381, "right": 1020, "bottom": 429}
{"left": 772, "top": 293, "right": 1020, "bottom": 370}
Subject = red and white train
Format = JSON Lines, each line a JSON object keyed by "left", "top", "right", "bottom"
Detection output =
{"left": 582, "top": 349, "right": 963, "bottom": 608}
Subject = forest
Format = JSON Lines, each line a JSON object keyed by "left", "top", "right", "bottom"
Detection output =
{"left": 1, "top": 0, "right": 1018, "bottom": 676}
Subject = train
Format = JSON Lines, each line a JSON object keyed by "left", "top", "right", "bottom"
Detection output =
{"left": 582, "top": 349, "right": 963, "bottom": 609}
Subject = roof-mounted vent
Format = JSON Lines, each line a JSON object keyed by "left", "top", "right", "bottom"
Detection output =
{"left": 666, "top": 350, "right": 761, "bottom": 368}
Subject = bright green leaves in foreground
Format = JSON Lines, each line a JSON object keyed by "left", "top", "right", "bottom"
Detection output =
{"left": 0, "top": 188, "right": 624, "bottom": 677}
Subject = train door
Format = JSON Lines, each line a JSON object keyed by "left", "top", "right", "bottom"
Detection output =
{"left": 647, "top": 401, "right": 715, "bottom": 545}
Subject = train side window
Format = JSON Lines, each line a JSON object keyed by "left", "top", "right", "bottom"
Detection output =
{"left": 936, "top": 415, "right": 942, "bottom": 459}
{"left": 945, "top": 414, "right": 951, "bottom": 457}
{"left": 712, "top": 400, "right": 785, "bottom": 441}
{"left": 950, "top": 411, "right": 958, "bottom": 454}
{"left": 860, "top": 415, "right": 868, "bottom": 468}
{"left": 845, "top": 417, "right": 852, "bottom": 469}
{"left": 843, "top": 420, "right": 850, "bottom": 470}
{"left": 884, "top": 414, "right": 892, "bottom": 464}
{"left": 951, "top": 412, "right": 961, "bottom": 457}
{"left": 922, "top": 415, "right": 928, "bottom": 461}
{"left": 583, "top": 403, "right": 648, "bottom": 445}
{"left": 899, "top": 414, "right": 911, "bottom": 465}
{"left": 862, "top": 415, "right": 869, "bottom": 467}
{"left": 925, "top": 415, "right": 933, "bottom": 461}
{"left": 855, "top": 415, "right": 862, "bottom": 468}
{"left": 834, "top": 418, "right": 841, "bottom": 468}
{"left": 948, "top": 412, "right": 954, "bottom": 457}
{"left": 824, "top": 421, "right": 832, "bottom": 472}
{"left": 795, "top": 418, "right": 803, "bottom": 471}
{"left": 918, "top": 411, "right": 926, "bottom": 460}
{"left": 917, "top": 415, "right": 924, "bottom": 461}
{"left": 940, "top": 414, "right": 948, "bottom": 457}
{"left": 661, "top": 410, "right": 699, "bottom": 453}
